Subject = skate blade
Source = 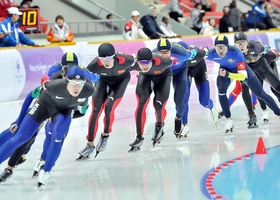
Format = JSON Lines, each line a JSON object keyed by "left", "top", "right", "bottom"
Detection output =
{"left": 32, "top": 171, "right": 39, "bottom": 178}
{"left": 247, "top": 124, "right": 258, "bottom": 129}
{"left": 175, "top": 134, "right": 188, "bottom": 141}
{"left": 225, "top": 128, "right": 234, "bottom": 134}
{"left": 76, "top": 155, "right": 90, "bottom": 161}
{"left": 128, "top": 147, "right": 141, "bottom": 153}
{"left": 94, "top": 152, "right": 100, "bottom": 158}
{"left": 37, "top": 182, "right": 46, "bottom": 190}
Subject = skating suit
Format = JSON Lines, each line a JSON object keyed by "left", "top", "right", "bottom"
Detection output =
{"left": 206, "top": 45, "right": 280, "bottom": 118}
{"left": 226, "top": 47, "right": 280, "bottom": 112}
{"left": 182, "top": 45, "right": 214, "bottom": 124}
{"left": 244, "top": 41, "right": 280, "bottom": 109}
{"left": 86, "top": 53, "right": 135, "bottom": 141}
{"left": 0, "top": 86, "right": 44, "bottom": 167}
{"left": 167, "top": 42, "right": 193, "bottom": 119}
{"left": 132, "top": 54, "right": 172, "bottom": 135}
{"left": 0, "top": 79, "right": 95, "bottom": 172}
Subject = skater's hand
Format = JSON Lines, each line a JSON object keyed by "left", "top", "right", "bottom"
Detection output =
{"left": 9, "top": 124, "right": 18, "bottom": 133}
{"left": 219, "top": 68, "right": 229, "bottom": 77}
{"left": 170, "top": 56, "right": 178, "bottom": 65}
{"left": 41, "top": 76, "right": 50, "bottom": 90}
{"left": 188, "top": 49, "right": 198, "bottom": 60}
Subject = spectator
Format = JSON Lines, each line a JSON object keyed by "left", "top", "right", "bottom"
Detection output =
{"left": 263, "top": 3, "right": 277, "bottom": 29}
{"left": 187, "top": 3, "right": 205, "bottom": 34}
{"left": 246, "top": 0, "right": 267, "bottom": 30}
{"left": 159, "top": 16, "right": 182, "bottom": 38}
{"left": 18, "top": 0, "right": 39, "bottom": 9}
{"left": 219, "top": 6, "right": 229, "bottom": 33}
{"left": 0, "top": 0, "right": 18, "bottom": 17}
{"left": 192, "top": 0, "right": 212, "bottom": 11}
{"left": 123, "top": 10, "right": 149, "bottom": 40}
{"left": 47, "top": 15, "right": 74, "bottom": 43}
{"left": 106, "top": 13, "right": 113, "bottom": 20}
{"left": 165, "top": 0, "right": 183, "bottom": 22}
{"left": 140, "top": 6, "right": 166, "bottom": 39}
{"left": 0, "top": 7, "right": 40, "bottom": 47}
{"left": 227, "top": 0, "right": 241, "bottom": 31}
{"left": 199, "top": 18, "right": 216, "bottom": 35}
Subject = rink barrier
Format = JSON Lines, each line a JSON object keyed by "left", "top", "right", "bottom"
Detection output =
{"left": 0, "top": 31, "right": 279, "bottom": 102}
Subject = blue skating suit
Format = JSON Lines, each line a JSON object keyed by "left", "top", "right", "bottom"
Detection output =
{"left": 168, "top": 42, "right": 194, "bottom": 119}
{"left": 206, "top": 45, "right": 280, "bottom": 118}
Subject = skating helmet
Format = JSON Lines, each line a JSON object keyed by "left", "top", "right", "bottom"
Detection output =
{"left": 214, "top": 35, "right": 229, "bottom": 47}
{"left": 65, "top": 65, "right": 86, "bottom": 81}
{"left": 157, "top": 39, "right": 171, "bottom": 51}
{"left": 137, "top": 48, "right": 152, "bottom": 61}
{"left": 98, "top": 43, "right": 115, "bottom": 57}
{"left": 234, "top": 32, "right": 248, "bottom": 43}
{"left": 61, "top": 52, "right": 78, "bottom": 66}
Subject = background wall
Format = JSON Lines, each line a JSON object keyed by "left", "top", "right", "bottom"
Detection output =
{"left": 0, "top": 31, "right": 279, "bottom": 102}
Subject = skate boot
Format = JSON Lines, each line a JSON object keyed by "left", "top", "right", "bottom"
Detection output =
{"left": 37, "top": 169, "right": 50, "bottom": 187}
{"left": 261, "top": 110, "right": 269, "bottom": 123}
{"left": 209, "top": 106, "right": 219, "bottom": 124}
{"left": 77, "top": 143, "right": 95, "bottom": 160}
{"left": 176, "top": 124, "right": 189, "bottom": 139}
{"left": 33, "top": 160, "right": 45, "bottom": 177}
{"left": 15, "top": 156, "right": 26, "bottom": 168}
{"left": 174, "top": 118, "right": 183, "bottom": 137}
{"left": 95, "top": 134, "right": 109, "bottom": 158}
{"left": 0, "top": 168, "right": 13, "bottom": 183}
{"left": 218, "top": 111, "right": 224, "bottom": 119}
{"left": 128, "top": 135, "right": 144, "bottom": 152}
{"left": 224, "top": 118, "right": 234, "bottom": 133}
{"left": 151, "top": 123, "right": 165, "bottom": 147}
{"left": 247, "top": 113, "right": 258, "bottom": 129}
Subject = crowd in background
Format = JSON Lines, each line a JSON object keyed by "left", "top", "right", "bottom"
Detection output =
{"left": 0, "top": 0, "right": 279, "bottom": 46}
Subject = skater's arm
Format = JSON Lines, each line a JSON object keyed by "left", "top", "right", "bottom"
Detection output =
{"left": 11, "top": 90, "right": 36, "bottom": 126}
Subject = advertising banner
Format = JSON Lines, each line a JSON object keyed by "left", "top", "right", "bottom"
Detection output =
{"left": 17, "top": 47, "right": 64, "bottom": 99}
{"left": 0, "top": 49, "right": 25, "bottom": 101}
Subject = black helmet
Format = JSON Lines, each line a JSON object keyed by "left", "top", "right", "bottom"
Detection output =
{"left": 234, "top": 32, "right": 248, "bottom": 43}
{"left": 137, "top": 48, "right": 152, "bottom": 61}
{"left": 98, "top": 43, "right": 115, "bottom": 57}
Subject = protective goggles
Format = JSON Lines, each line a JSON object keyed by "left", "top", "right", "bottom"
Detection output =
{"left": 66, "top": 78, "right": 86, "bottom": 86}
{"left": 215, "top": 45, "right": 227, "bottom": 50}
{"left": 138, "top": 60, "right": 151, "bottom": 65}
{"left": 235, "top": 40, "right": 247, "bottom": 46}
{"left": 98, "top": 54, "right": 115, "bottom": 61}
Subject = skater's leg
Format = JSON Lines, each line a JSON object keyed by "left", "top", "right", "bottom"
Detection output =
{"left": 228, "top": 81, "right": 242, "bottom": 107}
{"left": 0, "top": 129, "right": 14, "bottom": 148}
{"left": 103, "top": 72, "right": 130, "bottom": 134}
{"left": 217, "top": 75, "right": 232, "bottom": 118}
{"left": 245, "top": 68, "right": 280, "bottom": 116}
{"left": 152, "top": 71, "right": 172, "bottom": 143}
{"left": 43, "top": 114, "right": 71, "bottom": 173}
{"left": 0, "top": 116, "right": 40, "bottom": 164}
{"left": 135, "top": 74, "right": 152, "bottom": 136}
{"left": 172, "top": 66, "right": 188, "bottom": 119}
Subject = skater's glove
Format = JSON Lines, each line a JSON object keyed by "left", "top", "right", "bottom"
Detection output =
{"left": 90, "top": 73, "right": 100, "bottom": 83}
{"left": 170, "top": 56, "right": 178, "bottom": 65}
{"left": 77, "top": 104, "right": 89, "bottom": 115}
{"left": 41, "top": 76, "right": 50, "bottom": 90}
{"left": 9, "top": 124, "right": 18, "bottom": 133}
{"left": 219, "top": 68, "right": 229, "bottom": 78}
{"left": 262, "top": 45, "right": 270, "bottom": 54}
{"left": 188, "top": 49, "right": 198, "bottom": 60}
{"left": 202, "top": 46, "right": 209, "bottom": 54}
{"left": 31, "top": 85, "right": 42, "bottom": 99}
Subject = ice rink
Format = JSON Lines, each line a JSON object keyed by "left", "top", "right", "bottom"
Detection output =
{"left": 0, "top": 62, "right": 280, "bottom": 200}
